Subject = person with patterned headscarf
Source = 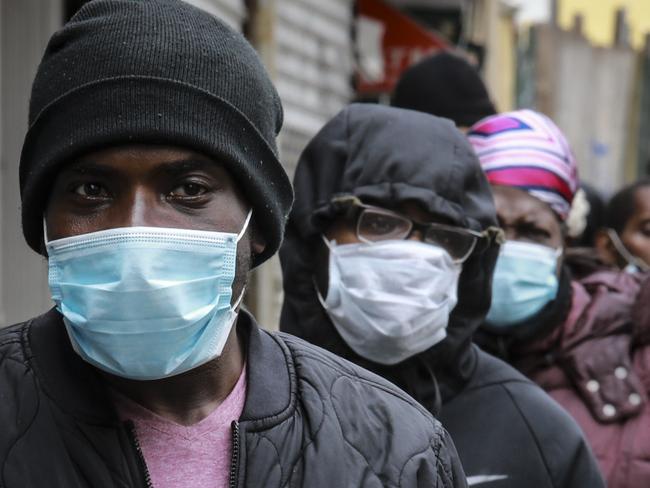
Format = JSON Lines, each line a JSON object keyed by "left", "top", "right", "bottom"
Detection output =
{"left": 469, "top": 109, "right": 650, "bottom": 488}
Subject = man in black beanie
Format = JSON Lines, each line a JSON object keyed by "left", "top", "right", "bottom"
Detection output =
{"left": 392, "top": 51, "right": 496, "bottom": 132}
{"left": 0, "top": 2, "right": 467, "bottom": 487}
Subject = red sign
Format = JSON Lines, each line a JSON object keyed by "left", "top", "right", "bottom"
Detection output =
{"left": 356, "top": 0, "right": 449, "bottom": 95}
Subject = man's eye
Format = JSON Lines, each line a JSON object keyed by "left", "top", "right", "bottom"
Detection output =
{"left": 170, "top": 183, "right": 207, "bottom": 197}
{"left": 73, "top": 182, "right": 107, "bottom": 198}
{"left": 368, "top": 217, "right": 398, "bottom": 234}
{"left": 359, "top": 213, "right": 409, "bottom": 240}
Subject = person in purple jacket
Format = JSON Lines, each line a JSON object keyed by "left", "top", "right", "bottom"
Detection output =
{"left": 469, "top": 109, "right": 650, "bottom": 488}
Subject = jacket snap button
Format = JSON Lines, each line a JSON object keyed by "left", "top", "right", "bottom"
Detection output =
{"left": 615, "top": 367, "right": 628, "bottom": 380}
{"left": 602, "top": 404, "right": 616, "bottom": 417}
{"left": 629, "top": 393, "right": 642, "bottom": 406}
{"left": 586, "top": 380, "right": 600, "bottom": 393}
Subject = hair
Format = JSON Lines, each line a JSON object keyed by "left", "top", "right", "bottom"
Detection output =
{"left": 605, "top": 179, "right": 650, "bottom": 234}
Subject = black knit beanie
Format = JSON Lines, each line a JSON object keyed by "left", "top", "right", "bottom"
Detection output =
{"left": 391, "top": 51, "right": 496, "bottom": 128}
{"left": 20, "top": 0, "right": 292, "bottom": 266}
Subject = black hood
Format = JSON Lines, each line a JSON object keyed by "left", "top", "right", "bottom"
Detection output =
{"left": 279, "top": 103, "right": 500, "bottom": 406}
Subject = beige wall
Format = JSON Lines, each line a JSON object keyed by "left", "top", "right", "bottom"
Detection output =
{"left": 533, "top": 24, "right": 637, "bottom": 193}
{"left": 466, "top": 0, "right": 517, "bottom": 112}
{"left": 559, "top": 0, "right": 650, "bottom": 49}
{"left": 247, "top": 0, "right": 354, "bottom": 330}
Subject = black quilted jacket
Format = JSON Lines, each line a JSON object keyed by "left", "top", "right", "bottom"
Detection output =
{"left": 0, "top": 309, "right": 467, "bottom": 488}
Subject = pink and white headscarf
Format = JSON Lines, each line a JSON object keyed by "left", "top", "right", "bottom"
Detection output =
{"left": 467, "top": 109, "right": 578, "bottom": 221}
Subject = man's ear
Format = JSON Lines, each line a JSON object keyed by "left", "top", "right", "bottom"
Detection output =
{"left": 249, "top": 219, "right": 267, "bottom": 257}
{"left": 594, "top": 229, "right": 620, "bottom": 267}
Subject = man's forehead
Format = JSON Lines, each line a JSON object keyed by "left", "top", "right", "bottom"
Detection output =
{"left": 61, "top": 145, "right": 228, "bottom": 176}
{"left": 75, "top": 145, "right": 208, "bottom": 163}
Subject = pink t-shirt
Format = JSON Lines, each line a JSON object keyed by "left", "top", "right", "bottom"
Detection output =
{"left": 113, "top": 368, "right": 247, "bottom": 488}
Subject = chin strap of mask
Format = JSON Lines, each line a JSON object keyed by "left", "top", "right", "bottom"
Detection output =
{"left": 607, "top": 229, "right": 650, "bottom": 272}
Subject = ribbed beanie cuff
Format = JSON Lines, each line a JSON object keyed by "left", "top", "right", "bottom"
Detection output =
{"left": 20, "top": 0, "right": 293, "bottom": 266}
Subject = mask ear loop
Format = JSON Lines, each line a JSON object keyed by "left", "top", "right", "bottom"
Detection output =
{"left": 313, "top": 280, "right": 327, "bottom": 309}
{"left": 313, "top": 234, "right": 336, "bottom": 310}
{"left": 320, "top": 234, "right": 335, "bottom": 249}
{"left": 236, "top": 209, "right": 253, "bottom": 242}
{"left": 43, "top": 219, "right": 50, "bottom": 246}
{"left": 607, "top": 228, "right": 649, "bottom": 272}
{"left": 232, "top": 286, "right": 247, "bottom": 310}
{"left": 229, "top": 209, "right": 254, "bottom": 309}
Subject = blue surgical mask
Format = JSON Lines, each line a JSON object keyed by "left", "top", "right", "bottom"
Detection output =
{"left": 46, "top": 211, "right": 251, "bottom": 380}
{"left": 486, "top": 240, "right": 561, "bottom": 328}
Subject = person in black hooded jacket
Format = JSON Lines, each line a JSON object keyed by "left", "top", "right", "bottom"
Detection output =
{"left": 279, "top": 103, "right": 605, "bottom": 488}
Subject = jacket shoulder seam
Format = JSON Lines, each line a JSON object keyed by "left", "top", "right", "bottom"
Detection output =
{"left": 461, "top": 376, "right": 534, "bottom": 394}
{"left": 279, "top": 334, "right": 431, "bottom": 413}
{"left": 0, "top": 322, "right": 29, "bottom": 349}
{"left": 288, "top": 345, "right": 434, "bottom": 422}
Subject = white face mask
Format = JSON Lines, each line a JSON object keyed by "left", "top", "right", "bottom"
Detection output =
{"left": 317, "top": 239, "right": 462, "bottom": 365}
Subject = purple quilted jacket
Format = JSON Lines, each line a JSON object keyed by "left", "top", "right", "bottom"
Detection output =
{"left": 511, "top": 271, "right": 650, "bottom": 488}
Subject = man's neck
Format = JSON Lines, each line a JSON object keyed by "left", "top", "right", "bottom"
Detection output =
{"left": 103, "top": 326, "right": 245, "bottom": 426}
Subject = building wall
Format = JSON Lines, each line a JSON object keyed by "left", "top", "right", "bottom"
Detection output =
{"left": 247, "top": 0, "right": 354, "bottom": 329}
{"left": 559, "top": 0, "right": 650, "bottom": 49}
{"left": 466, "top": 0, "right": 517, "bottom": 112}
{"left": 531, "top": 23, "right": 637, "bottom": 194}
{"left": 274, "top": 0, "right": 353, "bottom": 177}
{"left": 1, "top": 0, "right": 63, "bottom": 326}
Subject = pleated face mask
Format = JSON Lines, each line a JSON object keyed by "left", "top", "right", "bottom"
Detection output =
{"left": 318, "top": 239, "right": 462, "bottom": 365}
{"left": 46, "top": 211, "right": 251, "bottom": 380}
{"left": 486, "top": 240, "right": 561, "bottom": 328}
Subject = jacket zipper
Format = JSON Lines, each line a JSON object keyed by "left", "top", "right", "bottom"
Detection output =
{"left": 229, "top": 420, "right": 240, "bottom": 488}
{"left": 126, "top": 420, "right": 154, "bottom": 488}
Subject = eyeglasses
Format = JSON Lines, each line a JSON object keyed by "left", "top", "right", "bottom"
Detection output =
{"left": 336, "top": 199, "right": 500, "bottom": 263}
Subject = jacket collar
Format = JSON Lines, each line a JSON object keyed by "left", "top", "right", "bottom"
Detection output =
{"left": 237, "top": 310, "right": 295, "bottom": 425}
{"left": 27, "top": 308, "right": 294, "bottom": 426}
